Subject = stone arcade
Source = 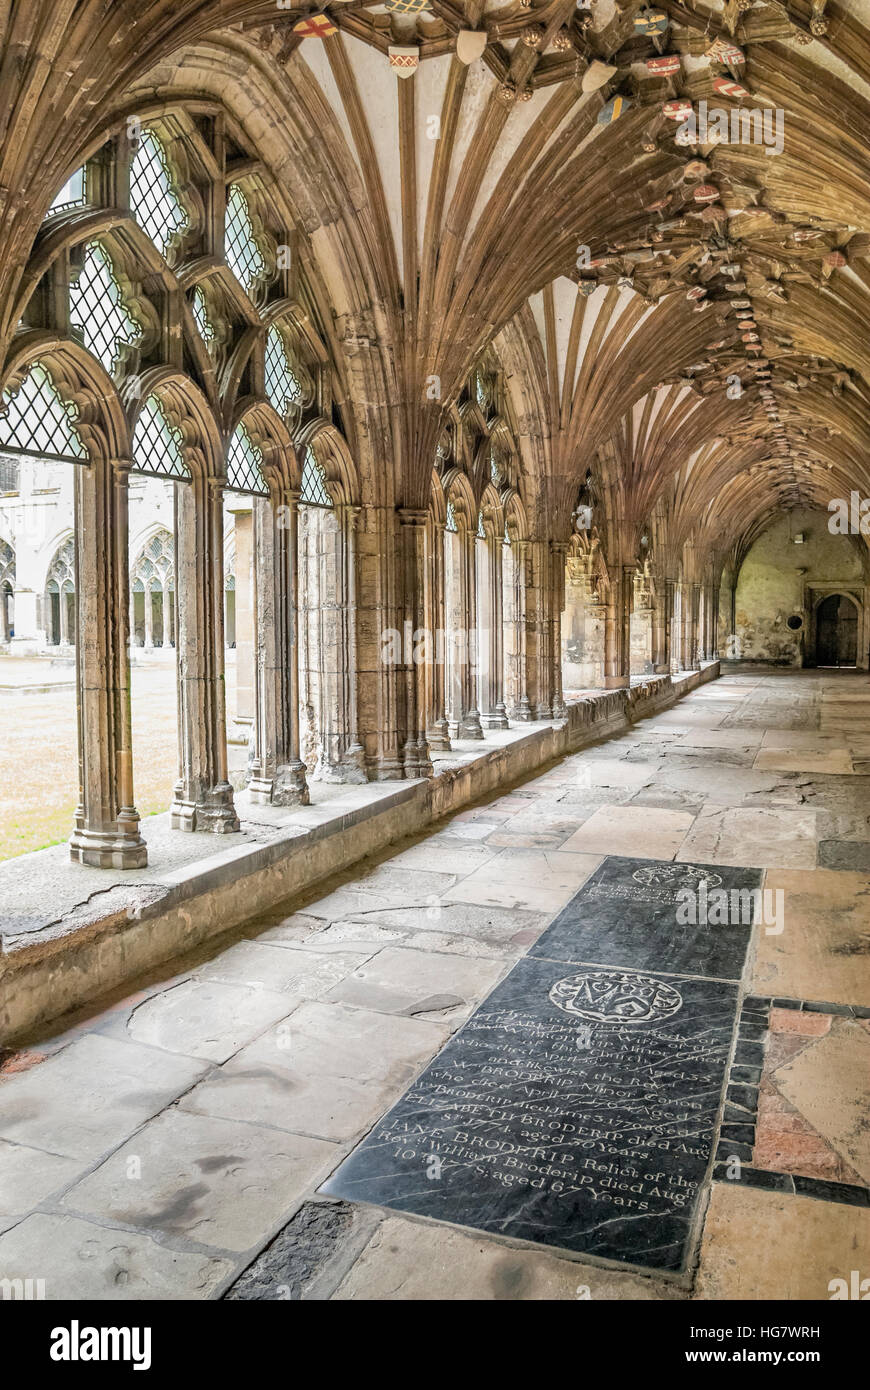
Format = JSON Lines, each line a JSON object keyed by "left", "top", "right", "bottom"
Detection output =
{"left": 0, "top": 0, "right": 869, "bottom": 1306}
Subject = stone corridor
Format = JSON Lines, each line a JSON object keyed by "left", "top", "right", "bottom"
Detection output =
{"left": 0, "top": 668, "right": 868, "bottom": 1300}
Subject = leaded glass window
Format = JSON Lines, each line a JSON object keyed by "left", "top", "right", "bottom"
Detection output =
{"left": 265, "top": 326, "right": 303, "bottom": 419}
{"left": 0, "top": 363, "right": 87, "bottom": 463}
{"left": 131, "top": 395, "right": 190, "bottom": 480}
{"left": 47, "top": 537, "right": 75, "bottom": 589}
{"left": 192, "top": 286, "right": 215, "bottom": 348}
{"left": 445, "top": 500, "right": 457, "bottom": 533}
{"left": 0, "top": 539, "right": 14, "bottom": 587}
{"left": 226, "top": 423, "right": 269, "bottom": 497}
{"left": 130, "top": 130, "right": 189, "bottom": 258}
{"left": 132, "top": 529, "right": 174, "bottom": 591}
{"left": 0, "top": 456, "right": 20, "bottom": 491}
{"left": 503, "top": 518, "right": 510, "bottom": 546}
{"left": 70, "top": 242, "right": 143, "bottom": 374}
{"left": 225, "top": 184, "right": 267, "bottom": 295}
{"left": 47, "top": 168, "right": 86, "bottom": 216}
{"left": 477, "top": 510, "right": 486, "bottom": 539}
{"left": 299, "top": 445, "right": 332, "bottom": 508}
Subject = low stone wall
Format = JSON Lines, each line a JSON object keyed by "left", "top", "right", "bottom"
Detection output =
{"left": 0, "top": 662, "right": 718, "bottom": 1043}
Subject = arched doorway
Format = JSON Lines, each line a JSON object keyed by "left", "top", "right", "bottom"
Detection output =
{"left": 816, "top": 593, "right": 858, "bottom": 667}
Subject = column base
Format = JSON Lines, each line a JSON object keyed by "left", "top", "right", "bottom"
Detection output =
{"left": 534, "top": 702, "right": 552, "bottom": 720}
{"left": 249, "top": 761, "right": 310, "bottom": 806}
{"left": 426, "top": 721, "right": 451, "bottom": 752}
{"left": 402, "top": 737, "right": 434, "bottom": 779}
{"left": 316, "top": 747, "right": 368, "bottom": 785}
{"left": 455, "top": 712, "right": 484, "bottom": 740}
{"left": 510, "top": 698, "right": 533, "bottom": 722}
{"left": 171, "top": 783, "right": 240, "bottom": 833}
{"left": 69, "top": 826, "right": 148, "bottom": 870}
{"left": 481, "top": 708, "right": 509, "bottom": 730}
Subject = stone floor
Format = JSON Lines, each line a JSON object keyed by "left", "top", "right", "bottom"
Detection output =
{"left": 1, "top": 667, "right": 868, "bottom": 1299}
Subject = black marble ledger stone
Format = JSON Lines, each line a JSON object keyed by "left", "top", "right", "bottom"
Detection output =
{"left": 530, "top": 856, "right": 762, "bottom": 980}
{"left": 322, "top": 955, "right": 739, "bottom": 1272}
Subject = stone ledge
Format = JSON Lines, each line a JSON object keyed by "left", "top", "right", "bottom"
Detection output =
{"left": 0, "top": 662, "right": 718, "bottom": 1042}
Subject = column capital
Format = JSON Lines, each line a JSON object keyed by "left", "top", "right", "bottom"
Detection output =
{"left": 398, "top": 507, "right": 430, "bottom": 528}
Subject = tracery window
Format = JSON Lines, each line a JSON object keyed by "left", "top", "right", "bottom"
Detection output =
{"left": 226, "top": 423, "right": 269, "bottom": 497}
{"left": 299, "top": 445, "right": 332, "bottom": 508}
{"left": 70, "top": 242, "right": 143, "bottom": 374}
{"left": 0, "top": 538, "right": 14, "bottom": 587}
{"left": 477, "top": 510, "right": 486, "bottom": 539}
{"left": 265, "top": 326, "right": 304, "bottom": 420}
{"left": 225, "top": 184, "right": 267, "bottom": 295}
{"left": 131, "top": 395, "right": 190, "bottom": 480}
{"left": 131, "top": 529, "right": 174, "bottom": 592}
{"left": 446, "top": 500, "right": 457, "bottom": 533}
{"left": 129, "top": 130, "right": 189, "bottom": 258}
{"left": 192, "top": 286, "right": 216, "bottom": 348}
{"left": 0, "top": 456, "right": 19, "bottom": 491}
{"left": 0, "top": 364, "right": 87, "bottom": 463}
{"left": 47, "top": 168, "right": 86, "bottom": 216}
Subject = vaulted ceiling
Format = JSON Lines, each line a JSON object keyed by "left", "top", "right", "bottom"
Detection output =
{"left": 1, "top": 0, "right": 869, "bottom": 569}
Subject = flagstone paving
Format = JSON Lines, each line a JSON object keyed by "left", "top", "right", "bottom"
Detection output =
{"left": 1, "top": 667, "right": 869, "bottom": 1299}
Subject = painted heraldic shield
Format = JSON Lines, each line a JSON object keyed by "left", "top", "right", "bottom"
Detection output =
{"left": 389, "top": 45, "right": 419, "bottom": 77}
{"left": 457, "top": 30, "right": 487, "bottom": 64}
{"left": 293, "top": 13, "right": 338, "bottom": 38}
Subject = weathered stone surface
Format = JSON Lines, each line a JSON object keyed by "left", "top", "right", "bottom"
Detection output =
{"left": 696, "top": 1185, "right": 870, "bottom": 1300}
{"left": 0, "top": 1212, "right": 231, "bottom": 1300}
{"left": 332, "top": 1215, "right": 687, "bottom": 1301}
{"left": 61, "top": 1110, "right": 338, "bottom": 1252}
{"left": 225, "top": 1200, "right": 378, "bottom": 1300}
{"left": 0, "top": 1034, "right": 208, "bottom": 1159}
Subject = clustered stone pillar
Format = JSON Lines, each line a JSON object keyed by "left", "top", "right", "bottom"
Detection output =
{"left": 398, "top": 508, "right": 436, "bottom": 772}
{"left": 504, "top": 538, "right": 532, "bottom": 719}
{"left": 69, "top": 457, "right": 147, "bottom": 868}
{"left": 171, "top": 475, "right": 239, "bottom": 833}
{"left": 476, "top": 528, "right": 509, "bottom": 728}
{"left": 604, "top": 563, "right": 633, "bottom": 690}
{"left": 424, "top": 513, "right": 450, "bottom": 751}
{"left": 444, "top": 517, "right": 483, "bottom": 739}
{"left": 248, "top": 490, "right": 308, "bottom": 806}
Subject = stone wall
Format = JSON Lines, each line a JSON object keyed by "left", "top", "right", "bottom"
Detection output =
{"left": 733, "top": 510, "right": 867, "bottom": 667}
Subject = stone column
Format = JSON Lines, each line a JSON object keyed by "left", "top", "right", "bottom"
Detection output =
{"left": 171, "top": 476, "right": 239, "bottom": 833}
{"left": 604, "top": 564, "right": 632, "bottom": 689}
{"left": 445, "top": 521, "right": 483, "bottom": 740}
{"left": 652, "top": 577, "right": 669, "bottom": 673}
{"left": 550, "top": 542, "right": 568, "bottom": 716}
{"left": 425, "top": 513, "right": 450, "bottom": 751}
{"left": 678, "top": 582, "right": 700, "bottom": 672}
{"left": 504, "top": 538, "right": 532, "bottom": 719}
{"left": 477, "top": 532, "right": 509, "bottom": 728}
{"left": 321, "top": 502, "right": 366, "bottom": 780}
{"left": 229, "top": 507, "right": 255, "bottom": 740}
{"left": 69, "top": 457, "right": 147, "bottom": 868}
{"left": 398, "top": 508, "right": 435, "bottom": 774}
{"left": 526, "top": 540, "right": 552, "bottom": 718}
{"left": 248, "top": 491, "right": 308, "bottom": 806}
{"left": 354, "top": 505, "right": 404, "bottom": 779}
{"left": 668, "top": 580, "right": 681, "bottom": 674}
